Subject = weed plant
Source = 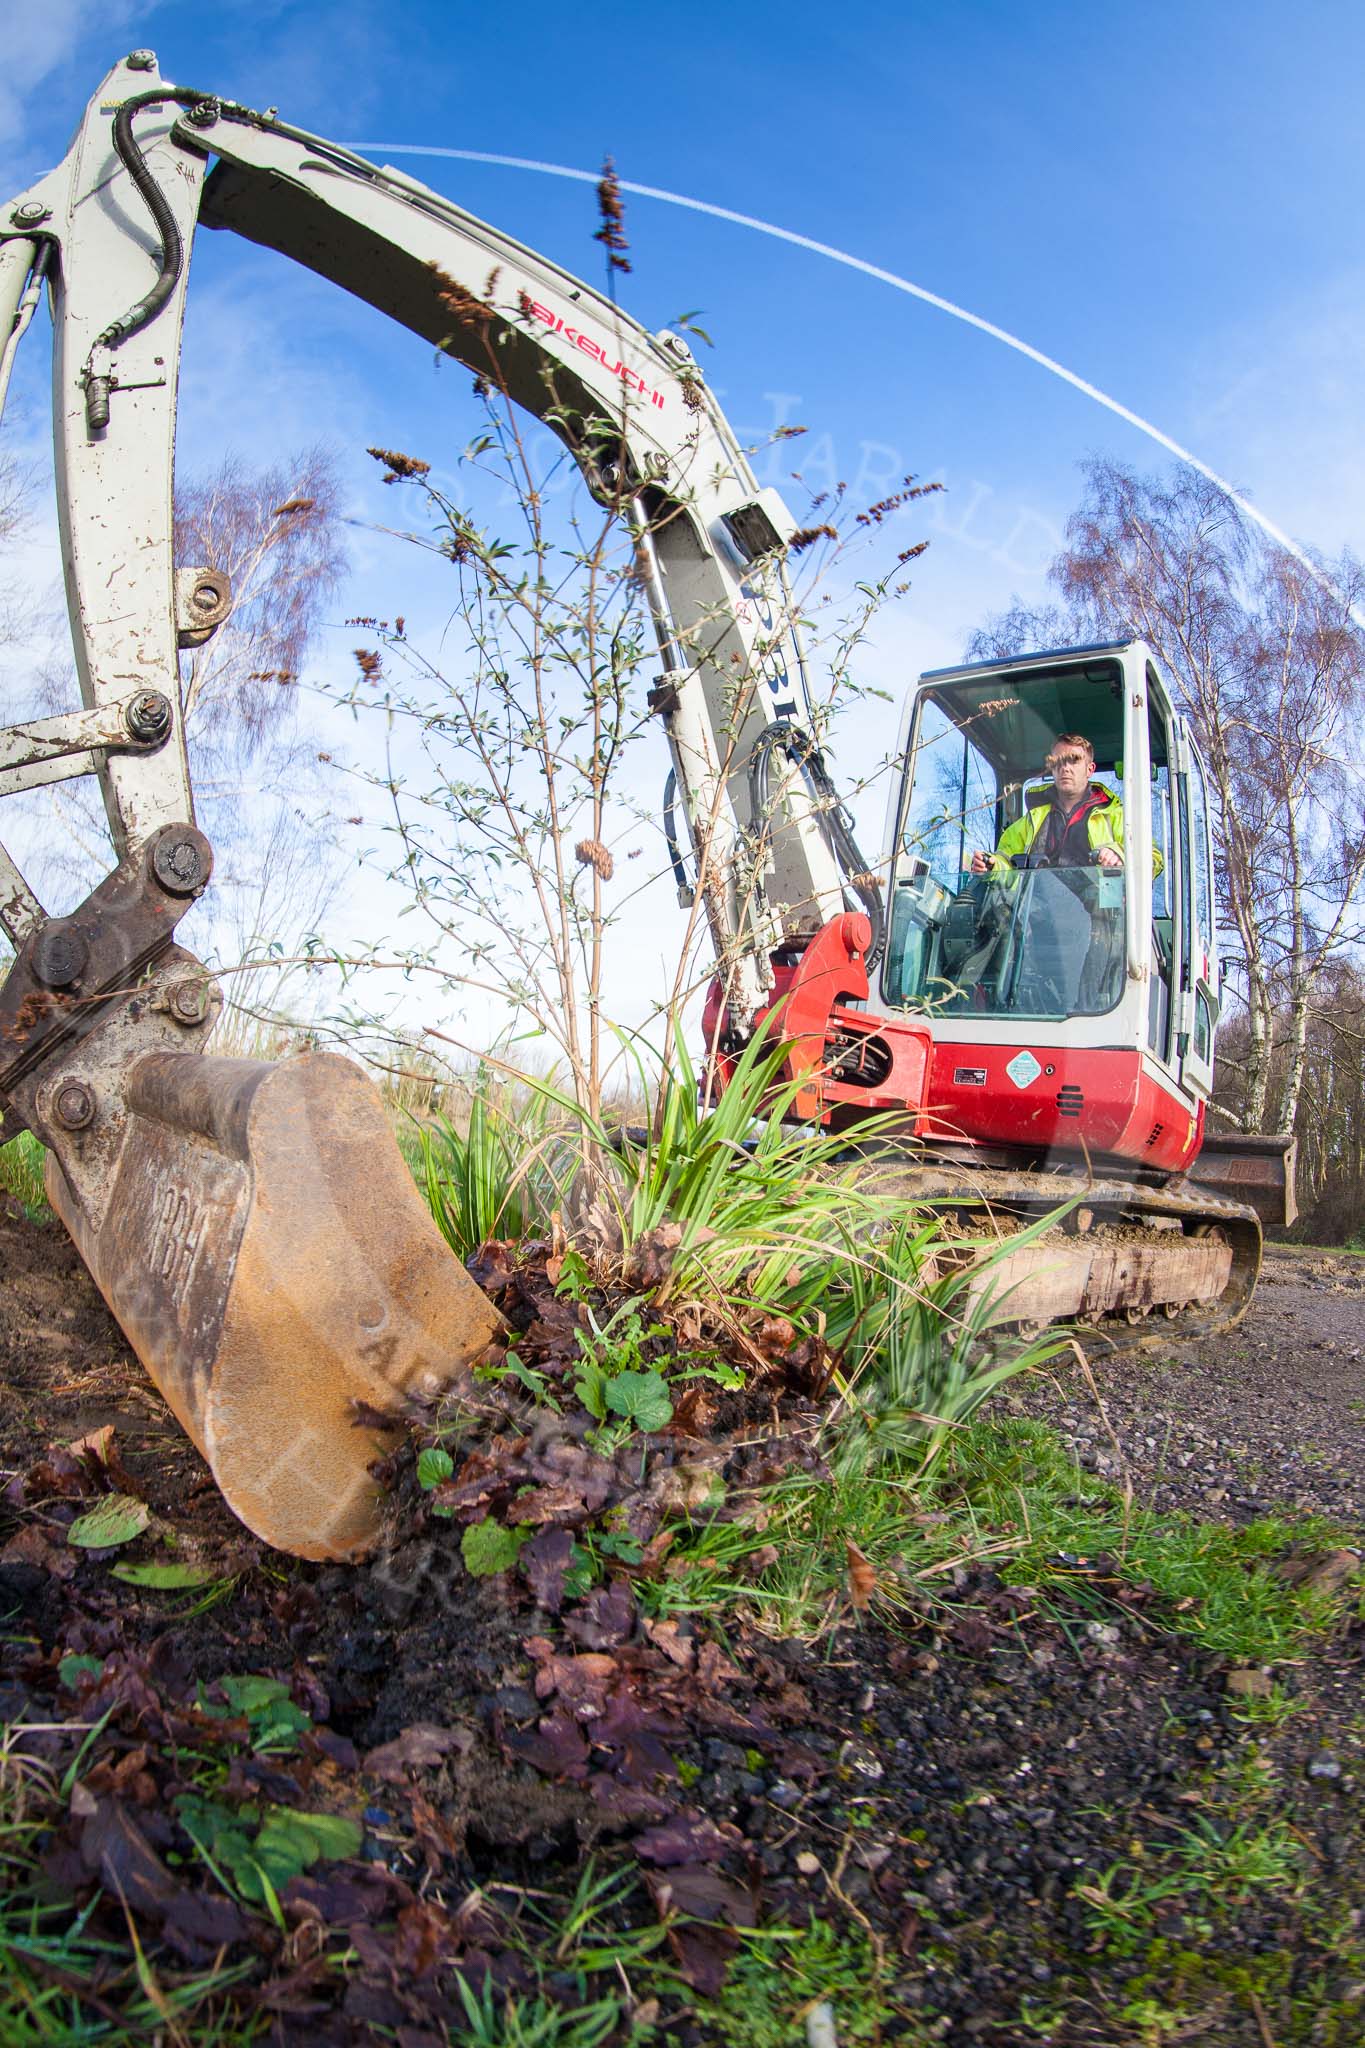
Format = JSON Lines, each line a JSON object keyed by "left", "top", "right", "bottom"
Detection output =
{"left": 0, "top": 1131, "right": 50, "bottom": 1222}
{"left": 418, "top": 1061, "right": 571, "bottom": 1256}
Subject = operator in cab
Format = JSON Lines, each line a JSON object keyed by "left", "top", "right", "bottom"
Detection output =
{"left": 970, "top": 733, "right": 1125, "bottom": 876}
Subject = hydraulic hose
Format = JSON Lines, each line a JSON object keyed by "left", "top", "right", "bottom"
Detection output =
{"left": 79, "top": 84, "right": 227, "bottom": 429}
{"left": 661, "top": 769, "right": 694, "bottom": 905}
{"left": 747, "top": 721, "right": 885, "bottom": 966}
{"left": 95, "top": 87, "right": 221, "bottom": 349}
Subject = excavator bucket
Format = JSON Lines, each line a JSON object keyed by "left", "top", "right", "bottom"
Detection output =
{"left": 46, "top": 1050, "right": 501, "bottom": 1560}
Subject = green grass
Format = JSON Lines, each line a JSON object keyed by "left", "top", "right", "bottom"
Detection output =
{"left": 830, "top": 1208, "right": 1073, "bottom": 1475}
{"left": 697, "top": 1923, "right": 894, "bottom": 2046}
{"left": 648, "top": 1465, "right": 937, "bottom": 1632}
{"left": 416, "top": 1061, "right": 572, "bottom": 1257}
{"left": 1269, "top": 1240, "right": 1365, "bottom": 1257}
{"left": 0, "top": 1730, "right": 257, "bottom": 2044}
{"left": 0, "top": 1131, "right": 50, "bottom": 1222}
{"left": 1079, "top": 1814, "right": 1307, "bottom": 1959}
{"left": 936, "top": 1417, "right": 1348, "bottom": 1662}
{"left": 645, "top": 1413, "right": 1353, "bottom": 1660}
{"left": 1226, "top": 1683, "right": 1309, "bottom": 1729}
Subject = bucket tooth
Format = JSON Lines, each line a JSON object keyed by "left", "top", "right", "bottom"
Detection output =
{"left": 47, "top": 1050, "right": 502, "bottom": 1560}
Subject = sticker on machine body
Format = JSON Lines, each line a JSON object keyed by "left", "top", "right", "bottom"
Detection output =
{"left": 953, "top": 1067, "right": 988, "bottom": 1086}
{"left": 1005, "top": 1049, "right": 1043, "bottom": 1089}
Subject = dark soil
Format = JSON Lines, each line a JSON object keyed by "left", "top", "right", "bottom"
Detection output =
{"left": 1, "top": 1203, "right": 1362, "bottom": 2046}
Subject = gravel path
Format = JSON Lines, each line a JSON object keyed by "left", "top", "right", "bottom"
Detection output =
{"left": 1007, "top": 1244, "right": 1365, "bottom": 1528}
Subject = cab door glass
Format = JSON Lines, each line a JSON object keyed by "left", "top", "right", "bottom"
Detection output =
{"left": 1147, "top": 723, "right": 1175, "bottom": 1059}
{"left": 884, "top": 671, "right": 1127, "bottom": 1022}
{"left": 884, "top": 698, "right": 1001, "bottom": 1010}
{"left": 1186, "top": 748, "right": 1217, "bottom": 1061}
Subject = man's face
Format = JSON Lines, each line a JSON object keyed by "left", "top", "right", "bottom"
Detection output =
{"left": 1045, "top": 741, "right": 1093, "bottom": 807}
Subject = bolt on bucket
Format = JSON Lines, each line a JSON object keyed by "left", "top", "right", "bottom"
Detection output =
{"left": 47, "top": 1049, "right": 502, "bottom": 1560}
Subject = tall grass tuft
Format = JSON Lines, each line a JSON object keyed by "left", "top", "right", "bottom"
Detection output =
{"left": 830, "top": 1212, "right": 1072, "bottom": 1477}
{"left": 0, "top": 1132, "right": 50, "bottom": 1223}
{"left": 509, "top": 1023, "right": 1065, "bottom": 1464}
{"left": 531, "top": 1026, "right": 913, "bottom": 1316}
{"left": 417, "top": 1063, "right": 570, "bottom": 1258}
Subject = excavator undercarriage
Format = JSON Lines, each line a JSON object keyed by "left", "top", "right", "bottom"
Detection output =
{"left": 860, "top": 1161, "right": 1263, "bottom": 1338}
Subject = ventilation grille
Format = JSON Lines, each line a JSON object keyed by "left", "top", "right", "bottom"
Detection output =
{"left": 1056, "top": 1085, "right": 1084, "bottom": 1118}
{"left": 1145, "top": 1122, "right": 1165, "bottom": 1148}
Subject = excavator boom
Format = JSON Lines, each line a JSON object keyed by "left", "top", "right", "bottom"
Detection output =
{"left": 0, "top": 54, "right": 875, "bottom": 1556}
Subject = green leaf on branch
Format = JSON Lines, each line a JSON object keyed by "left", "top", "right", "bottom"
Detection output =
{"left": 66, "top": 1495, "right": 150, "bottom": 1549}
{"left": 461, "top": 1518, "right": 527, "bottom": 1577}
{"left": 673, "top": 309, "right": 714, "bottom": 347}
{"left": 604, "top": 1370, "right": 673, "bottom": 1434}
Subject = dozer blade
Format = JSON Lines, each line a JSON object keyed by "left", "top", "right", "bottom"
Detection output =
{"left": 46, "top": 1050, "right": 502, "bottom": 1560}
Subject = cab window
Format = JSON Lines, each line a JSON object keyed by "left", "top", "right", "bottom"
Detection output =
{"left": 883, "top": 664, "right": 1127, "bottom": 1023}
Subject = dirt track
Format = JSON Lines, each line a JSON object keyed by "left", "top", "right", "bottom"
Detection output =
{"left": 1011, "top": 1244, "right": 1365, "bottom": 1530}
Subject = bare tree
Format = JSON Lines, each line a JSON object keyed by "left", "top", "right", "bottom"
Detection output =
{"left": 169, "top": 446, "right": 350, "bottom": 1039}
{"left": 0, "top": 440, "right": 37, "bottom": 650}
{"left": 174, "top": 446, "right": 345, "bottom": 773}
{"left": 970, "top": 457, "right": 1365, "bottom": 1134}
{"left": 9, "top": 447, "right": 349, "bottom": 1041}
{"left": 1279, "top": 960, "right": 1365, "bottom": 1238}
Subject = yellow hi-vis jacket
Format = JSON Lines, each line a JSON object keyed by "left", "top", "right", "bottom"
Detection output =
{"left": 980, "top": 783, "right": 1163, "bottom": 882}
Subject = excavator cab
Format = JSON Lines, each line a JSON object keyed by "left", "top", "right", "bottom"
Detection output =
{"left": 884, "top": 646, "right": 1135, "bottom": 1028}
{"left": 878, "top": 640, "right": 1217, "bottom": 1168}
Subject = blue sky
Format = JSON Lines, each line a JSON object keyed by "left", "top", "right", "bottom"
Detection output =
{"left": 2, "top": 0, "right": 1361, "bottom": 1044}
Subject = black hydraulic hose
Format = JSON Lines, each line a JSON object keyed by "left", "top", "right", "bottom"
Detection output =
{"left": 747, "top": 720, "right": 885, "bottom": 967}
{"left": 661, "top": 768, "right": 694, "bottom": 902}
{"left": 96, "top": 87, "right": 221, "bottom": 349}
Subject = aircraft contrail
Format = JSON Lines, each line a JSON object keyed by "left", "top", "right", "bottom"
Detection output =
{"left": 354, "top": 142, "right": 1354, "bottom": 621}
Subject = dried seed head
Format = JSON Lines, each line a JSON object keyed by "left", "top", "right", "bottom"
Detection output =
{"left": 354, "top": 648, "right": 382, "bottom": 682}
{"left": 594, "top": 157, "right": 632, "bottom": 275}
{"left": 788, "top": 525, "right": 839, "bottom": 554}
{"left": 574, "top": 837, "right": 615, "bottom": 880}
{"left": 366, "top": 447, "right": 431, "bottom": 484}
{"left": 271, "top": 497, "right": 316, "bottom": 516}
{"left": 428, "top": 264, "right": 497, "bottom": 342}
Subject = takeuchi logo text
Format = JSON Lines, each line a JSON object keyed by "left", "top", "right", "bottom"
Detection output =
{"left": 520, "top": 297, "right": 667, "bottom": 409}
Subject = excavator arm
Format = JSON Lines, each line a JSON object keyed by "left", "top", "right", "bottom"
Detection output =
{"left": 0, "top": 53, "right": 876, "bottom": 1556}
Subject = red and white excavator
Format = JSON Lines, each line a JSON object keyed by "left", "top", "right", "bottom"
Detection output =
{"left": 0, "top": 54, "right": 1294, "bottom": 1559}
